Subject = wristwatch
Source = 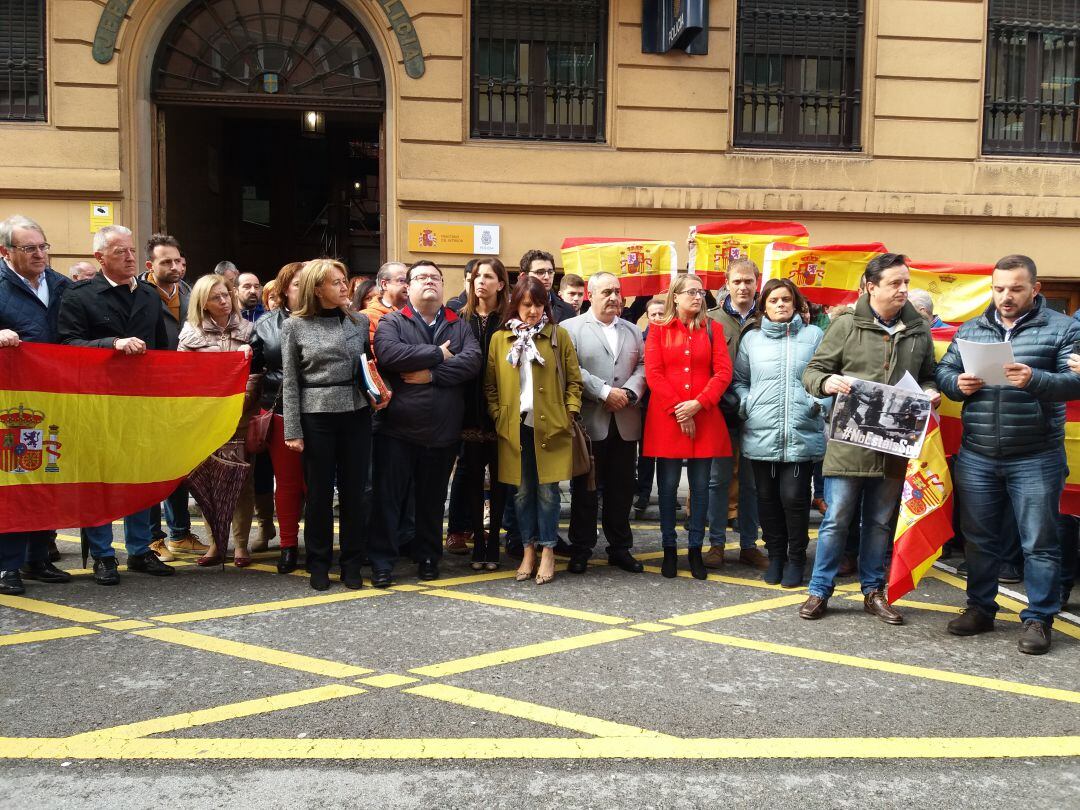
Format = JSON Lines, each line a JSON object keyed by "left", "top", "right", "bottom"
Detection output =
{"left": 622, "top": 388, "right": 638, "bottom": 404}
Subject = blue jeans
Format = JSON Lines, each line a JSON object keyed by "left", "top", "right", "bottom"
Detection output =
{"left": 808, "top": 476, "right": 903, "bottom": 598}
{"left": 956, "top": 447, "right": 1065, "bottom": 624}
{"left": 161, "top": 484, "right": 191, "bottom": 539}
{"left": 83, "top": 508, "right": 154, "bottom": 560}
{"left": 658, "top": 457, "right": 711, "bottom": 549}
{"left": 0, "top": 531, "right": 50, "bottom": 570}
{"left": 515, "top": 426, "right": 561, "bottom": 548}
{"left": 708, "top": 432, "right": 759, "bottom": 548}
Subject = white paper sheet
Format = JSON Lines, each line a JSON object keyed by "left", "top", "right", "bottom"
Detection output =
{"left": 956, "top": 339, "right": 1014, "bottom": 386}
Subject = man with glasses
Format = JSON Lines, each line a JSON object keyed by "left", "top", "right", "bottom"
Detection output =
{"left": 520, "top": 249, "right": 575, "bottom": 323}
{"left": 58, "top": 225, "right": 173, "bottom": 585}
{"left": 362, "top": 261, "right": 409, "bottom": 348}
{"left": 0, "top": 215, "right": 73, "bottom": 594}
{"left": 369, "top": 260, "right": 482, "bottom": 586}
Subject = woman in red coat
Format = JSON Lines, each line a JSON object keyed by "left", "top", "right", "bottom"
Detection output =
{"left": 644, "top": 273, "right": 733, "bottom": 580}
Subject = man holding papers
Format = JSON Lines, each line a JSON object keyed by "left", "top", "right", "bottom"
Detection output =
{"left": 936, "top": 255, "right": 1080, "bottom": 655}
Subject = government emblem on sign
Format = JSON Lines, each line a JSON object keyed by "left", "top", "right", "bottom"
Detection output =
{"left": 418, "top": 229, "right": 437, "bottom": 248}
{"left": 619, "top": 245, "right": 653, "bottom": 276}
{"left": 0, "top": 404, "right": 61, "bottom": 474}
{"left": 713, "top": 236, "right": 747, "bottom": 272}
{"left": 789, "top": 253, "right": 824, "bottom": 287}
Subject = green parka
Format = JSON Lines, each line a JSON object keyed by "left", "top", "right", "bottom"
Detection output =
{"left": 802, "top": 296, "right": 938, "bottom": 479}
{"left": 485, "top": 323, "right": 583, "bottom": 486}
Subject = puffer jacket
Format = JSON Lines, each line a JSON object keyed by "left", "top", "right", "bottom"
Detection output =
{"left": 734, "top": 315, "right": 829, "bottom": 462}
{"left": 936, "top": 295, "right": 1080, "bottom": 458}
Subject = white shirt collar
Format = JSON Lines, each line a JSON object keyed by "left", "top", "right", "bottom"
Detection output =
{"left": 102, "top": 272, "right": 137, "bottom": 291}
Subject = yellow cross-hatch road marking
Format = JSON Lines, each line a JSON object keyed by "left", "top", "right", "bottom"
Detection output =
{"left": 0, "top": 627, "right": 99, "bottom": 647}
{"left": 662, "top": 593, "right": 809, "bottom": 627}
{"left": 96, "top": 620, "right": 156, "bottom": 631}
{"left": 149, "top": 589, "right": 389, "bottom": 624}
{"left": 132, "top": 628, "right": 374, "bottom": 678}
{"left": 356, "top": 674, "right": 421, "bottom": 688}
{"left": 67, "top": 685, "right": 365, "bottom": 740}
{"left": 404, "top": 684, "right": 675, "bottom": 738}
{"left": 674, "top": 630, "right": 1080, "bottom": 705}
{"left": 409, "top": 628, "right": 642, "bottom": 678}
{"left": 419, "top": 588, "right": 631, "bottom": 626}
{"left": 0, "top": 594, "right": 118, "bottom": 623}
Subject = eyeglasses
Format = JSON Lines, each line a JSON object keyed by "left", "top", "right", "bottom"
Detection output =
{"left": 10, "top": 243, "right": 50, "bottom": 255}
{"left": 411, "top": 273, "right": 442, "bottom": 284}
{"left": 680, "top": 288, "right": 707, "bottom": 298}
{"left": 530, "top": 269, "right": 555, "bottom": 278}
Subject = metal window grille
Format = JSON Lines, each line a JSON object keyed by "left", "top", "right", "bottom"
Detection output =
{"left": 0, "top": 0, "right": 47, "bottom": 122}
{"left": 470, "top": 0, "right": 607, "bottom": 142}
{"left": 734, "top": 0, "right": 863, "bottom": 150}
{"left": 984, "top": 0, "right": 1080, "bottom": 156}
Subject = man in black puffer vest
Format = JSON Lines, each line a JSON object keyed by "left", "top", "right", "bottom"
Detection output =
{"left": 936, "top": 254, "right": 1080, "bottom": 655}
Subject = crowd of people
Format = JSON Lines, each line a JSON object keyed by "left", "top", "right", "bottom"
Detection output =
{"left": 1, "top": 213, "right": 1078, "bottom": 657}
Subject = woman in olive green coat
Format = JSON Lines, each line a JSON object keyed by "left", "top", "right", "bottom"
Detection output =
{"left": 485, "top": 275, "right": 583, "bottom": 584}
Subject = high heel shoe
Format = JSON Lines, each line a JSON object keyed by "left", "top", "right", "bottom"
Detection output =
{"left": 661, "top": 547, "right": 678, "bottom": 578}
{"left": 515, "top": 566, "right": 536, "bottom": 581}
{"left": 687, "top": 547, "right": 707, "bottom": 580}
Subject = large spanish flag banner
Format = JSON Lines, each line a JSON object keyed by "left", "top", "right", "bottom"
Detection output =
{"left": 887, "top": 412, "right": 954, "bottom": 604}
{"left": 908, "top": 260, "right": 993, "bottom": 325}
{"left": 687, "top": 220, "right": 809, "bottom": 289}
{"left": 763, "top": 242, "right": 887, "bottom": 306}
{"left": 0, "top": 343, "right": 248, "bottom": 533}
{"left": 560, "top": 237, "right": 678, "bottom": 298}
{"left": 931, "top": 325, "right": 964, "bottom": 455}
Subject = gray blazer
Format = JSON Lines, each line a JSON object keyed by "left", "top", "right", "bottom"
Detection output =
{"left": 562, "top": 311, "right": 646, "bottom": 441}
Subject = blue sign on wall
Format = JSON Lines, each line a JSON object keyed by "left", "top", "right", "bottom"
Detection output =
{"left": 642, "top": 0, "right": 708, "bottom": 54}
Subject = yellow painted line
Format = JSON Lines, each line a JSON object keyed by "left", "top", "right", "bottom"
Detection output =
{"left": 410, "top": 628, "right": 642, "bottom": 678}
{"left": 1, "top": 735, "right": 1078, "bottom": 760}
{"left": 67, "top": 684, "right": 364, "bottom": 740}
{"left": 640, "top": 565, "right": 786, "bottom": 592}
{"left": 661, "top": 594, "right": 809, "bottom": 627}
{"left": 424, "top": 569, "right": 542, "bottom": 588}
{"left": 132, "top": 628, "right": 373, "bottom": 678}
{"left": 0, "top": 626, "right": 99, "bottom": 647}
{"left": 404, "top": 683, "right": 674, "bottom": 738}
{"left": 150, "top": 589, "right": 388, "bottom": 624}
{"left": 629, "top": 622, "right": 672, "bottom": 632}
{"left": 356, "top": 674, "right": 421, "bottom": 688}
{"left": 95, "top": 620, "right": 156, "bottom": 631}
{"left": 419, "top": 588, "right": 630, "bottom": 626}
{"left": 0, "top": 595, "right": 117, "bottom": 623}
{"left": 673, "top": 630, "right": 1080, "bottom": 705}
{"left": 389, "top": 584, "right": 428, "bottom": 592}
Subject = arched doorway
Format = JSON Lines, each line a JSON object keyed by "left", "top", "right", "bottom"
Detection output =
{"left": 151, "top": 0, "right": 386, "bottom": 280}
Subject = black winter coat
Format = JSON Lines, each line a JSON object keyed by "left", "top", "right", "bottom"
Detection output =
{"left": 0, "top": 261, "right": 70, "bottom": 343}
{"left": 57, "top": 273, "right": 168, "bottom": 350}
{"left": 936, "top": 295, "right": 1080, "bottom": 458}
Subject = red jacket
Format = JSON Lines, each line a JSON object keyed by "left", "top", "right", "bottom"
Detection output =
{"left": 643, "top": 318, "right": 733, "bottom": 459}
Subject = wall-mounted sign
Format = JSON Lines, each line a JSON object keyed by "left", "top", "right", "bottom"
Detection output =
{"left": 92, "top": 0, "right": 135, "bottom": 64}
{"left": 378, "top": 0, "right": 425, "bottom": 79}
{"left": 408, "top": 222, "right": 500, "bottom": 255}
{"left": 89, "top": 202, "right": 114, "bottom": 233}
{"left": 641, "top": 0, "right": 708, "bottom": 55}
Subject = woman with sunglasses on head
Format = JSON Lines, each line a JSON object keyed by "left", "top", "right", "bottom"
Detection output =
{"left": 644, "top": 273, "right": 732, "bottom": 580}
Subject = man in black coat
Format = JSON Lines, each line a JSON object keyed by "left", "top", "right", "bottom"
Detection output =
{"left": 519, "top": 249, "right": 576, "bottom": 323}
{"left": 57, "top": 224, "right": 173, "bottom": 585}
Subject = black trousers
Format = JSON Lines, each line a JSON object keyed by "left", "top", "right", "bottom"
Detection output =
{"left": 568, "top": 416, "right": 637, "bottom": 557}
{"left": 300, "top": 409, "right": 371, "bottom": 577}
{"left": 460, "top": 438, "right": 506, "bottom": 563}
{"left": 751, "top": 460, "right": 813, "bottom": 563}
{"left": 369, "top": 434, "right": 456, "bottom": 573}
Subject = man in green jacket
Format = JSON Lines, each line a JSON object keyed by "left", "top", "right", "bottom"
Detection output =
{"left": 799, "top": 253, "right": 940, "bottom": 624}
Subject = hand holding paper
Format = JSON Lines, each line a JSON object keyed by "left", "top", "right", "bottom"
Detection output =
{"left": 956, "top": 339, "right": 1014, "bottom": 387}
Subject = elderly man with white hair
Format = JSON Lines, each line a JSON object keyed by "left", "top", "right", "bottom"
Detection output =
{"left": 69, "top": 261, "right": 97, "bottom": 281}
{"left": 214, "top": 260, "right": 239, "bottom": 285}
{"left": 908, "top": 288, "right": 945, "bottom": 328}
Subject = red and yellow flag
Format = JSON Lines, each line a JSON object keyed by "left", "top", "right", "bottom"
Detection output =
{"left": 687, "top": 220, "right": 809, "bottom": 290}
{"left": 560, "top": 237, "right": 678, "bottom": 298}
{"left": 931, "top": 325, "right": 964, "bottom": 456}
{"left": 888, "top": 412, "right": 954, "bottom": 604}
{"left": 763, "top": 242, "right": 887, "bottom": 307}
{"left": 908, "top": 260, "right": 993, "bottom": 325}
{"left": 0, "top": 343, "right": 248, "bottom": 532}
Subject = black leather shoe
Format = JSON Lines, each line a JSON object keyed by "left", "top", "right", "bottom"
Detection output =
{"left": 687, "top": 547, "right": 707, "bottom": 580}
{"left": 277, "top": 547, "right": 299, "bottom": 574}
{"left": 371, "top": 569, "right": 393, "bottom": 589}
{"left": 0, "top": 570, "right": 26, "bottom": 595}
{"left": 661, "top": 547, "right": 678, "bottom": 579}
{"left": 946, "top": 607, "right": 995, "bottom": 636}
{"left": 342, "top": 569, "right": 363, "bottom": 590}
{"left": 1018, "top": 619, "right": 1051, "bottom": 655}
{"left": 127, "top": 551, "right": 175, "bottom": 576}
{"left": 22, "top": 560, "right": 72, "bottom": 583}
{"left": 417, "top": 559, "right": 440, "bottom": 581}
{"left": 93, "top": 556, "right": 120, "bottom": 586}
{"left": 309, "top": 571, "right": 331, "bottom": 591}
{"left": 998, "top": 563, "right": 1023, "bottom": 584}
{"left": 567, "top": 556, "right": 588, "bottom": 574}
{"left": 608, "top": 550, "right": 643, "bottom": 574}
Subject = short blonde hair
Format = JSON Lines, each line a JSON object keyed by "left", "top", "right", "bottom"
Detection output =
{"left": 293, "top": 259, "right": 354, "bottom": 320}
{"left": 660, "top": 273, "right": 707, "bottom": 329}
{"left": 187, "top": 274, "right": 239, "bottom": 328}
{"left": 261, "top": 279, "right": 277, "bottom": 309}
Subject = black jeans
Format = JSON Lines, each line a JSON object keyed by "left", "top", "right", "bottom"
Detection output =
{"left": 751, "top": 460, "right": 813, "bottom": 563}
{"left": 300, "top": 409, "right": 372, "bottom": 577}
{"left": 446, "top": 444, "right": 472, "bottom": 534}
{"left": 569, "top": 417, "right": 638, "bottom": 558}
{"left": 460, "top": 438, "right": 505, "bottom": 563}
{"left": 369, "top": 434, "right": 457, "bottom": 573}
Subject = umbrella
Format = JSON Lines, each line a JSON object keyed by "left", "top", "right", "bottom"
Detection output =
{"left": 186, "top": 440, "right": 251, "bottom": 564}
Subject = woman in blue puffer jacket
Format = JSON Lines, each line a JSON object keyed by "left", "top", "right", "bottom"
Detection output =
{"left": 733, "top": 278, "right": 829, "bottom": 587}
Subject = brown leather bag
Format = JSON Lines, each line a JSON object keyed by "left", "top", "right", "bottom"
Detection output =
{"left": 244, "top": 386, "right": 279, "bottom": 455}
{"left": 551, "top": 327, "right": 595, "bottom": 489}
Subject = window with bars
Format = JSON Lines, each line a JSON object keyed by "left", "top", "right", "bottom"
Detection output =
{"left": 0, "top": 0, "right": 47, "bottom": 122}
{"left": 734, "top": 0, "right": 863, "bottom": 150}
{"left": 470, "top": 0, "right": 607, "bottom": 142}
{"left": 984, "top": 0, "right": 1080, "bottom": 157}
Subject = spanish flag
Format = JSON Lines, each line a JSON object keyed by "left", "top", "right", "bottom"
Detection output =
{"left": 908, "top": 260, "right": 993, "bottom": 325}
{"left": 687, "top": 220, "right": 810, "bottom": 289}
{"left": 931, "top": 325, "right": 964, "bottom": 456}
{"left": 763, "top": 242, "right": 887, "bottom": 306}
{"left": 887, "top": 411, "right": 954, "bottom": 604}
{"left": 0, "top": 343, "right": 248, "bottom": 533}
{"left": 560, "top": 237, "right": 678, "bottom": 298}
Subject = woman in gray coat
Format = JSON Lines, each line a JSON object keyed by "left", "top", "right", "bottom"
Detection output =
{"left": 733, "top": 278, "right": 828, "bottom": 587}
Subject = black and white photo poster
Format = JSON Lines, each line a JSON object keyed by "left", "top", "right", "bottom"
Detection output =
{"left": 828, "top": 377, "right": 932, "bottom": 459}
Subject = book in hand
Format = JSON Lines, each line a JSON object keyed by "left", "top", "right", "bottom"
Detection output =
{"left": 359, "top": 353, "right": 392, "bottom": 406}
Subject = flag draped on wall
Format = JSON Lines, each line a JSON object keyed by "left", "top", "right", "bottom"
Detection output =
{"left": 762, "top": 242, "right": 886, "bottom": 306}
{"left": 560, "top": 237, "right": 678, "bottom": 297}
{"left": 908, "top": 260, "right": 994, "bottom": 325}
{"left": 0, "top": 343, "right": 248, "bottom": 532}
{"left": 687, "top": 220, "right": 809, "bottom": 290}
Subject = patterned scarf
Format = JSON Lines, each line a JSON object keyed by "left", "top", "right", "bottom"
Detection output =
{"left": 505, "top": 316, "right": 548, "bottom": 368}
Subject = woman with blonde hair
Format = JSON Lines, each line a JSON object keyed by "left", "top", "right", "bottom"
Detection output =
{"left": 178, "top": 274, "right": 260, "bottom": 566}
{"left": 643, "top": 273, "right": 732, "bottom": 580}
